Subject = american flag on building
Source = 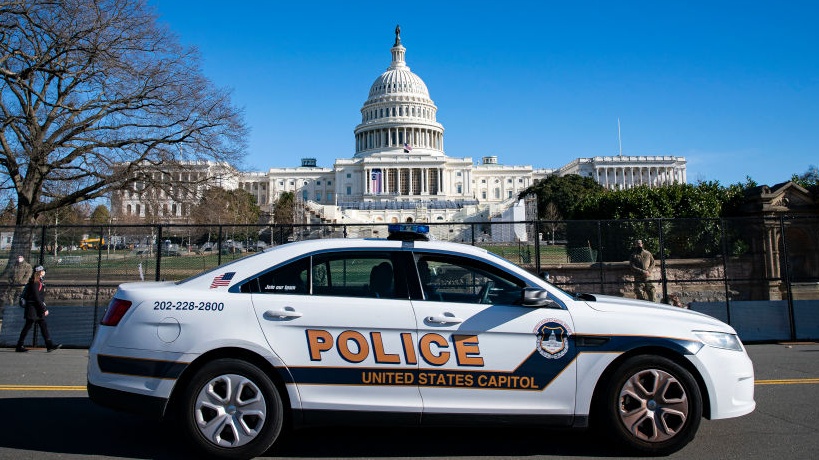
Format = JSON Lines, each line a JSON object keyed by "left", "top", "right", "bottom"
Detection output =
{"left": 403, "top": 143, "right": 413, "bottom": 153}
{"left": 370, "top": 169, "right": 382, "bottom": 194}
{"left": 210, "top": 272, "right": 236, "bottom": 289}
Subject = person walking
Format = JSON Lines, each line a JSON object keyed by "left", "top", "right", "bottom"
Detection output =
{"left": 16, "top": 265, "right": 61, "bottom": 352}
{"left": 629, "top": 239, "right": 656, "bottom": 302}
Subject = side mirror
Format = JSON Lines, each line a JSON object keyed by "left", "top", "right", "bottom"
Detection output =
{"left": 521, "top": 287, "right": 560, "bottom": 308}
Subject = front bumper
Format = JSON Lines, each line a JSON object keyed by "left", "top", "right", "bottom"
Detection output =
{"left": 690, "top": 344, "right": 756, "bottom": 419}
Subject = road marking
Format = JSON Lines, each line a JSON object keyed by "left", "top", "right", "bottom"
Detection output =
{"left": 755, "top": 378, "right": 819, "bottom": 385}
{"left": 0, "top": 385, "right": 87, "bottom": 391}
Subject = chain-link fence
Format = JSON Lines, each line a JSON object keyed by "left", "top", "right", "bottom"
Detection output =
{"left": 1, "top": 216, "right": 817, "bottom": 347}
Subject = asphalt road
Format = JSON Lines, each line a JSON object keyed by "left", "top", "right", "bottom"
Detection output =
{"left": 0, "top": 343, "right": 817, "bottom": 460}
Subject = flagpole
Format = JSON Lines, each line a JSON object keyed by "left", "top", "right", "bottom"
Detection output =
{"left": 618, "top": 118, "right": 622, "bottom": 156}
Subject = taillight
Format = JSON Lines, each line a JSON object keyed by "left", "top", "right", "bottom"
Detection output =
{"left": 101, "top": 298, "right": 133, "bottom": 326}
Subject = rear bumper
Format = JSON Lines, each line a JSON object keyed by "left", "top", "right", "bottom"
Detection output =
{"left": 87, "top": 381, "right": 169, "bottom": 419}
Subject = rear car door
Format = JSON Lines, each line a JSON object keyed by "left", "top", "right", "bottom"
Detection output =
{"left": 410, "top": 251, "right": 577, "bottom": 423}
{"left": 243, "top": 250, "right": 421, "bottom": 423}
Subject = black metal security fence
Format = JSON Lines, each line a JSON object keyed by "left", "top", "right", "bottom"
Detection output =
{"left": 1, "top": 216, "right": 817, "bottom": 347}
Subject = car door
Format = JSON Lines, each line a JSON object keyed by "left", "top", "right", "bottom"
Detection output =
{"left": 410, "top": 252, "right": 577, "bottom": 422}
{"left": 245, "top": 250, "right": 421, "bottom": 422}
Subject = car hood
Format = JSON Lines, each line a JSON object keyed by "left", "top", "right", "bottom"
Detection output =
{"left": 579, "top": 293, "right": 734, "bottom": 331}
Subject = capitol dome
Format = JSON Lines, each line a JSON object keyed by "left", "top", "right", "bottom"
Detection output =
{"left": 366, "top": 48, "right": 430, "bottom": 100}
{"left": 354, "top": 26, "right": 444, "bottom": 158}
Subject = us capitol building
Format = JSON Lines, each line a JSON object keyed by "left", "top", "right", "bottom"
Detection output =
{"left": 115, "top": 27, "right": 686, "bottom": 228}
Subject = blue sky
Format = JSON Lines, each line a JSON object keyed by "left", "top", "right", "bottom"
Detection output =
{"left": 150, "top": 0, "right": 818, "bottom": 187}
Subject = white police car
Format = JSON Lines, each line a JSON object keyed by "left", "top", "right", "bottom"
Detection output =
{"left": 88, "top": 225, "right": 755, "bottom": 459}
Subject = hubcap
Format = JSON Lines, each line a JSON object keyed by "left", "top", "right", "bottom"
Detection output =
{"left": 618, "top": 369, "right": 688, "bottom": 442}
{"left": 194, "top": 373, "right": 267, "bottom": 448}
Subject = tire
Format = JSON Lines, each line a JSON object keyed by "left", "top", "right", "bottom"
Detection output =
{"left": 181, "top": 358, "right": 284, "bottom": 459}
{"left": 599, "top": 355, "right": 702, "bottom": 455}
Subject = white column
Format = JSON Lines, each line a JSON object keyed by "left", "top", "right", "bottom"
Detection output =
{"left": 422, "top": 168, "right": 428, "bottom": 194}
{"left": 383, "top": 167, "right": 389, "bottom": 194}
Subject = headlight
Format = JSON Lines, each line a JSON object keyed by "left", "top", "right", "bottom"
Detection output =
{"left": 694, "top": 331, "right": 744, "bottom": 351}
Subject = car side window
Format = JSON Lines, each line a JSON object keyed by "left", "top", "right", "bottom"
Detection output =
{"left": 312, "top": 252, "right": 406, "bottom": 299}
{"left": 414, "top": 253, "right": 525, "bottom": 304}
{"left": 241, "top": 251, "right": 408, "bottom": 298}
{"left": 240, "top": 257, "right": 310, "bottom": 294}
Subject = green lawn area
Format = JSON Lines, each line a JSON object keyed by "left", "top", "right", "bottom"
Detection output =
{"left": 5, "top": 243, "right": 571, "bottom": 285}
{"left": 479, "top": 244, "right": 568, "bottom": 265}
{"left": 23, "top": 250, "right": 254, "bottom": 283}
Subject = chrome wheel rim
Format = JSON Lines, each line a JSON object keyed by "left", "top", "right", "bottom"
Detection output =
{"left": 618, "top": 368, "right": 688, "bottom": 442}
{"left": 194, "top": 373, "right": 267, "bottom": 448}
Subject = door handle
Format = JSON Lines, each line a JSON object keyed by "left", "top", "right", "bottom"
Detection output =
{"left": 425, "top": 313, "right": 464, "bottom": 324}
{"left": 264, "top": 307, "right": 303, "bottom": 319}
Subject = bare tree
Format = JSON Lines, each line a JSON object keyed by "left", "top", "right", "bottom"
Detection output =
{"left": 188, "top": 187, "right": 262, "bottom": 248}
{"left": 0, "top": 0, "right": 247, "bottom": 265}
{"left": 543, "top": 201, "right": 562, "bottom": 244}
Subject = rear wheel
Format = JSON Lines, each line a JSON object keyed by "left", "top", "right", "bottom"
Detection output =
{"left": 599, "top": 355, "right": 702, "bottom": 455}
{"left": 181, "top": 358, "right": 283, "bottom": 459}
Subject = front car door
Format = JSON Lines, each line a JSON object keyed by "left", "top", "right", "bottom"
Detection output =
{"left": 409, "top": 251, "right": 577, "bottom": 425}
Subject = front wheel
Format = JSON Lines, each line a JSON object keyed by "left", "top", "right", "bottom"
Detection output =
{"left": 599, "top": 355, "right": 702, "bottom": 455}
{"left": 181, "top": 358, "right": 283, "bottom": 459}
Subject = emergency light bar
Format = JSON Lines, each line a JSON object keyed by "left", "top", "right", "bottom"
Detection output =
{"left": 387, "top": 224, "right": 430, "bottom": 241}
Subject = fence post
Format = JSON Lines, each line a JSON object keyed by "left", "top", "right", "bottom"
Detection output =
{"left": 471, "top": 223, "right": 476, "bottom": 246}
{"left": 95, "top": 226, "right": 104, "bottom": 308}
{"left": 596, "top": 220, "right": 604, "bottom": 293}
{"left": 533, "top": 220, "right": 541, "bottom": 275}
{"left": 719, "top": 218, "right": 732, "bottom": 325}
{"left": 779, "top": 216, "right": 796, "bottom": 341}
{"left": 155, "top": 225, "right": 163, "bottom": 281}
{"left": 217, "top": 225, "right": 223, "bottom": 266}
{"left": 39, "top": 225, "right": 47, "bottom": 266}
{"left": 658, "top": 218, "right": 668, "bottom": 303}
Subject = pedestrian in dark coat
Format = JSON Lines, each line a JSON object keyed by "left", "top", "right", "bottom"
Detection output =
{"left": 16, "top": 265, "right": 61, "bottom": 352}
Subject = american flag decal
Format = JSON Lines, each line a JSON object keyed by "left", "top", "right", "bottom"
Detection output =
{"left": 210, "top": 272, "right": 236, "bottom": 288}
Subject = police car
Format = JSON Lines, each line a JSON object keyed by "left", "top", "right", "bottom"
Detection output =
{"left": 87, "top": 225, "right": 755, "bottom": 459}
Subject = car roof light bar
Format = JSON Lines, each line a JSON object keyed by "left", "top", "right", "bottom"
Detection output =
{"left": 387, "top": 224, "right": 430, "bottom": 241}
